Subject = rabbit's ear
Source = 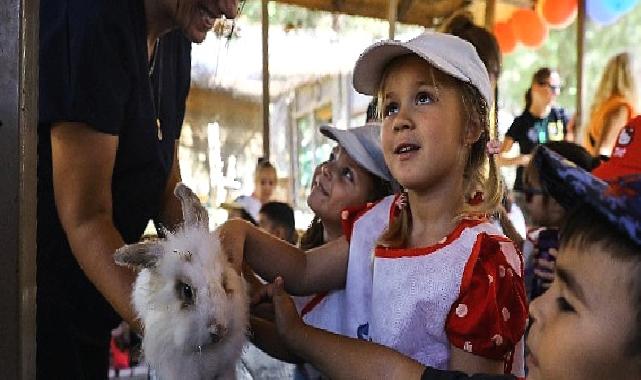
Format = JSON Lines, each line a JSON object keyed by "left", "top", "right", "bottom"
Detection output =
{"left": 174, "top": 182, "right": 209, "bottom": 229}
{"left": 114, "top": 241, "right": 164, "bottom": 269}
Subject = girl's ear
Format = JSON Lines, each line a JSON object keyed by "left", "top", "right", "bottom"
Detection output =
{"left": 464, "top": 121, "right": 483, "bottom": 146}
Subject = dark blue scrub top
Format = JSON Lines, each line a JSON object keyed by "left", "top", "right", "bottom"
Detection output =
{"left": 37, "top": 0, "right": 192, "bottom": 332}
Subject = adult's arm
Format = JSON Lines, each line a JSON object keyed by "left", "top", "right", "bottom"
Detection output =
{"left": 219, "top": 219, "right": 349, "bottom": 295}
{"left": 51, "top": 122, "right": 138, "bottom": 329}
{"left": 496, "top": 137, "right": 531, "bottom": 167}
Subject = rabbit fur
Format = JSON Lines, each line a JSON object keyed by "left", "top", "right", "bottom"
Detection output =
{"left": 115, "top": 183, "right": 248, "bottom": 380}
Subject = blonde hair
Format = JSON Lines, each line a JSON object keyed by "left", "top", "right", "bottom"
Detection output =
{"left": 377, "top": 58, "right": 503, "bottom": 248}
{"left": 585, "top": 53, "right": 637, "bottom": 152}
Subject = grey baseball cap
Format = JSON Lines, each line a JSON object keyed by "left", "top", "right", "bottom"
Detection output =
{"left": 353, "top": 31, "right": 493, "bottom": 106}
{"left": 320, "top": 123, "right": 394, "bottom": 184}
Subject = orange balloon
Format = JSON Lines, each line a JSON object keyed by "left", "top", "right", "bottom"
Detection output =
{"left": 541, "top": 0, "right": 577, "bottom": 28}
{"left": 511, "top": 9, "right": 548, "bottom": 48}
{"left": 493, "top": 21, "right": 517, "bottom": 54}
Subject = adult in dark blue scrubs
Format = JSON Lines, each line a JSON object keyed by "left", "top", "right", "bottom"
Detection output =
{"left": 37, "top": 0, "right": 238, "bottom": 377}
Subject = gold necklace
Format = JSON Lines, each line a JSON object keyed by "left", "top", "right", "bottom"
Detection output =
{"left": 148, "top": 38, "right": 163, "bottom": 141}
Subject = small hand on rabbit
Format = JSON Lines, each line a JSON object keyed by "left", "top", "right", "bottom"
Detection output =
{"left": 216, "top": 219, "right": 250, "bottom": 274}
{"left": 253, "top": 277, "right": 307, "bottom": 347}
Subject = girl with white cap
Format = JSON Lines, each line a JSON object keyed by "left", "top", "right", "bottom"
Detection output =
{"left": 222, "top": 32, "right": 527, "bottom": 377}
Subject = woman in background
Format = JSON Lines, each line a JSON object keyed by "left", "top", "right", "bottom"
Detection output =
{"left": 584, "top": 52, "right": 637, "bottom": 157}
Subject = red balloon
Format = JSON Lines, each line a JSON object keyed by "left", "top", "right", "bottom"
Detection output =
{"left": 541, "top": 0, "right": 577, "bottom": 27}
{"left": 510, "top": 9, "right": 548, "bottom": 48}
{"left": 493, "top": 21, "right": 517, "bottom": 54}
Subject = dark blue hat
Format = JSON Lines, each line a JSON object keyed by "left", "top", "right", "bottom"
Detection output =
{"left": 534, "top": 146, "right": 641, "bottom": 246}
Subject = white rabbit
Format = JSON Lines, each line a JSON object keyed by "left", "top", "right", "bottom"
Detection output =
{"left": 115, "top": 183, "right": 248, "bottom": 380}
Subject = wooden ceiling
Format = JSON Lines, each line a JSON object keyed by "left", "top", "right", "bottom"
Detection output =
{"left": 273, "top": 0, "right": 467, "bottom": 26}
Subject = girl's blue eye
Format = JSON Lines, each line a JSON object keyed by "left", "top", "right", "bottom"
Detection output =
{"left": 383, "top": 102, "right": 399, "bottom": 117}
{"left": 416, "top": 91, "right": 434, "bottom": 105}
{"left": 556, "top": 297, "right": 575, "bottom": 313}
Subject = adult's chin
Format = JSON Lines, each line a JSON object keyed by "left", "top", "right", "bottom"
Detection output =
{"left": 184, "top": 28, "right": 207, "bottom": 43}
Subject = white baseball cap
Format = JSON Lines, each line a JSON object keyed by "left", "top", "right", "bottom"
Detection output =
{"left": 320, "top": 123, "right": 394, "bottom": 184}
{"left": 353, "top": 31, "right": 493, "bottom": 106}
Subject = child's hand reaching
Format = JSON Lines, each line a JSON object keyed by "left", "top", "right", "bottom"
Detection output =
{"left": 533, "top": 247, "right": 557, "bottom": 289}
{"left": 261, "top": 277, "right": 307, "bottom": 346}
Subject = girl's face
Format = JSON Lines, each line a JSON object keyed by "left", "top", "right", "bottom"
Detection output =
{"left": 527, "top": 244, "right": 641, "bottom": 380}
{"left": 254, "top": 168, "right": 277, "bottom": 203}
{"left": 532, "top": 71, "right": 561, "bottom": 108}
{"left": 171, "top": 0, "right": 239, "bottom": 43}
{"left": 307, "top": 147, "right": 376, "bottom": 224}
{"left": 380, "top": 55, "right": 474, "bottom": 193}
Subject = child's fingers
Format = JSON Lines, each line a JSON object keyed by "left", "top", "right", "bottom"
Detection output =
{"left": 534, "top": 268, "right": 555, "bottom": 282}
{"left": 250, "top": 284, "right": 273, "bottom": 305}
{"left": 536, "top": 258, "right": 556, "bottom": 272}
{"left": 274, "top": 276, "right": 285, "bottom": 294}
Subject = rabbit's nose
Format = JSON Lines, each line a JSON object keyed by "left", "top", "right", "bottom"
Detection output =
{"left": 208, "top": 323, "right": 228, "bottom": 343}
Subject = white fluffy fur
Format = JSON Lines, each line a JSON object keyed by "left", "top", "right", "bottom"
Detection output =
{"left": 131, "top": 227, "right": 248, "bottom": 380}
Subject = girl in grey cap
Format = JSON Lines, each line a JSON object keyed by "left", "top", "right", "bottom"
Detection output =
{"left": 221, "top": 32, "right": 526, "bottom": 378}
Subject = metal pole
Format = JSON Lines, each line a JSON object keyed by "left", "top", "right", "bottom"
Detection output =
{"left": 0, "top": 0, "right": 38, "bottom": 378}
{"left": 576, "top": 0, "right": 586, "bottom": 141}
{"left": 261, "top": 0, "right": 271, "bottom": 159}
{"left": 388, "top": 0, "right": 398, "bottom": 39}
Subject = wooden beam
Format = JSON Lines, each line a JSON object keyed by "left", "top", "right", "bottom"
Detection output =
{"left": 262, "top": 0, "right": 270, "bottom": 159}
{"left": 576, "top": 0, "right": 585, "bottom": 140}
{"left": 397, "top": 0, "right": 414, "bottom": 21}
{"left": 485, "top": 0, "right": 497, "bottom": 30}
{"left": 388, "top": 0, "right": 398, "bottom": 39}
{"left": 274, "top": 0, "right": 465, "bottom": 27}
{"left": 0, "top": 0, "right": 38, "bottom": 378}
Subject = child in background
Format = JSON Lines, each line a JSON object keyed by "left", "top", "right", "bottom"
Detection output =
{"left": 222, "top": 32, "right": 527, "bottom": 376}
{"left": 246, "top": 122, "right": 394, "bottom": 358}
{"left": 258, "top": 143, "right": 641, "bottom": 380}
{"left": 259, "top": 201, "right": 298, "bottom": 245}
{"left": 234, "top": 159, "right": 279, "bottom": 221}
{"left": 521, "top": 141, "right": 600, "bottom": 299}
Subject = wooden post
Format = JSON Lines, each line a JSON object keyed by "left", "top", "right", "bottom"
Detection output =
{"left": 262, "top": 0, "right": 271, "bottom": 159}
{"left": 576, "top": 0, "right": 586, "bottom": 141}
{"left": 388, "top": 0, "right": 398, "bottom": 39}
{"left": 485, "top": 0, "right": 496, "bottom": 30}
{"left": 0, "top": 0, "right": 38, "bottom": 378}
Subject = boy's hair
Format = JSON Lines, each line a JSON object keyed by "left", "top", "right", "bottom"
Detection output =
{"left": 524, "top": 142, "right": 601, "bottom": 191}
{"left": 259, "top": 202, "right": 296, "bottom": 243}
{"left": 377, "top": 60, "right": 503, "bottom": 247}
{"left": 561, "top": 205, "right": 641, "bottom": 356}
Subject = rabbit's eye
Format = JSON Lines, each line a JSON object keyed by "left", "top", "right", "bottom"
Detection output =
{"left": 176, "top": 281, "right": 194, "bottom": 308}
